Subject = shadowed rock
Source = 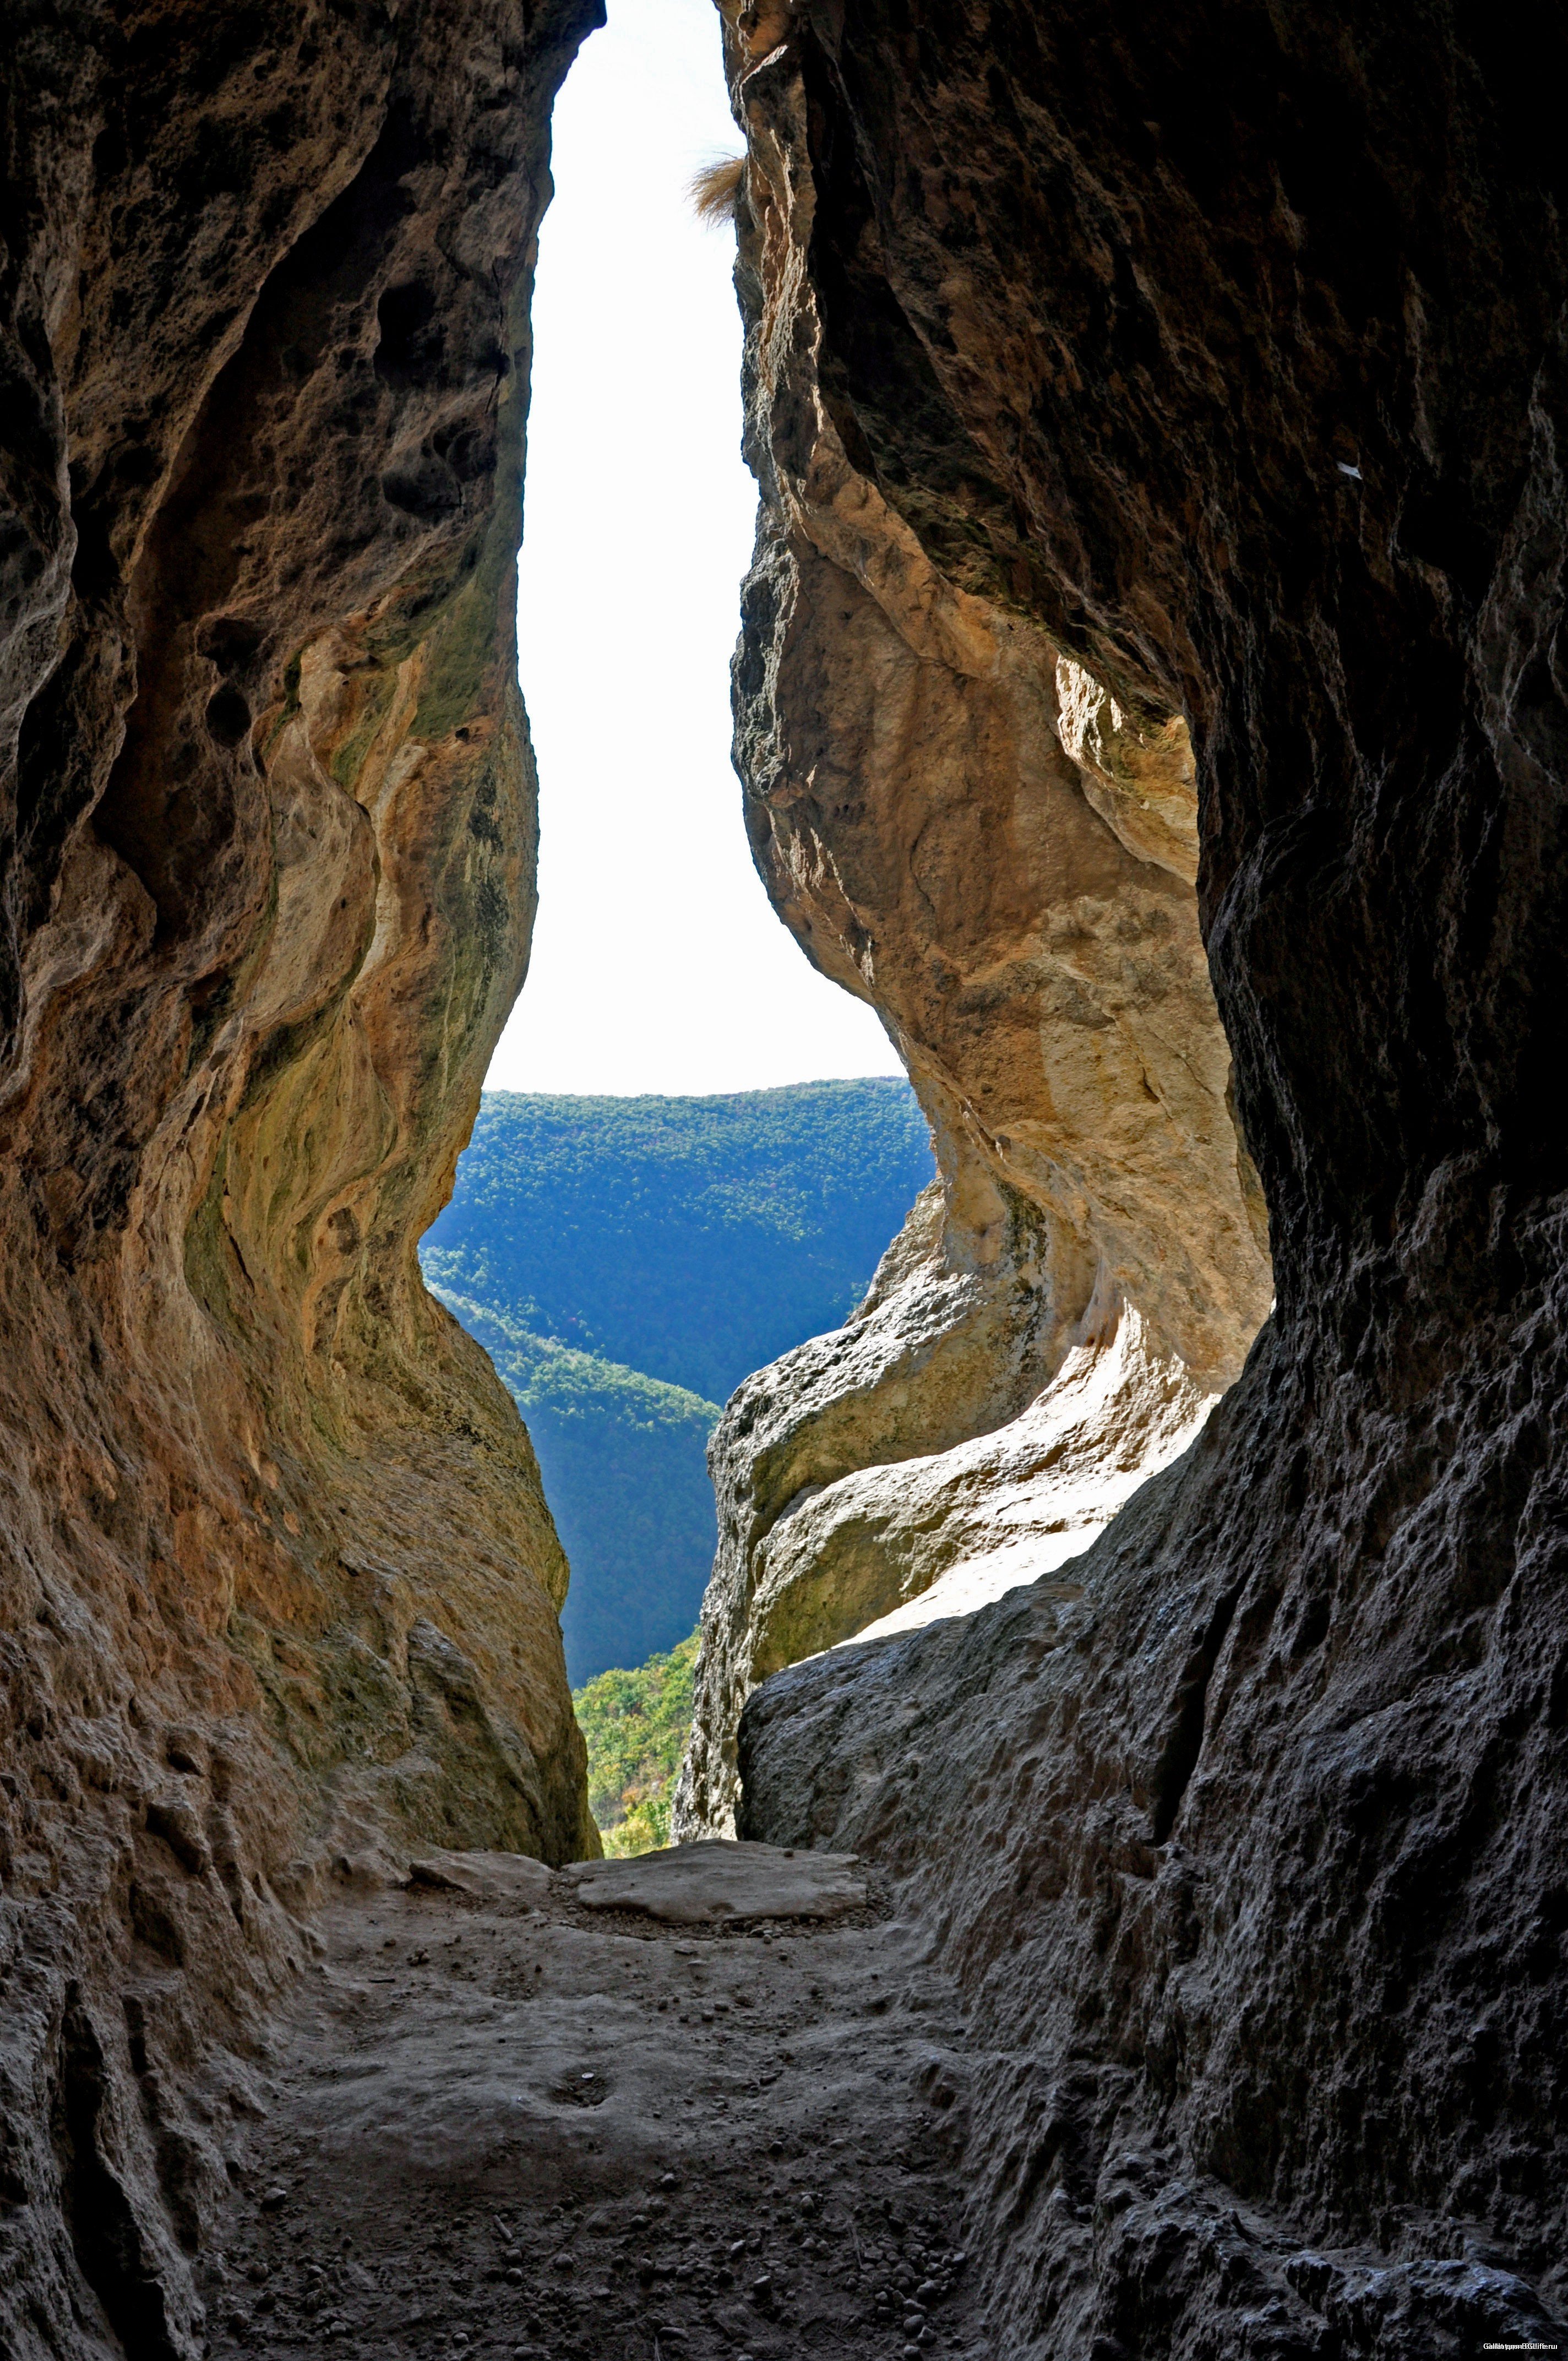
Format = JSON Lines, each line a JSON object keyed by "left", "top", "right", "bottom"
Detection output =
{"left": 4, "top": 0, "right": 1567, "bottom": 2354}
{"left": 0, "top": 3, "right": 601, "bottom": 2348}
{"left": 691, "top": 0, "right": 1568, "bottom": 2353}
{"left": 675, "top": 0, "right": 1277, "bottom": 1834}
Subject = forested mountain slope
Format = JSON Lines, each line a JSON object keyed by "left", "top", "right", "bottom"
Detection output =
{"left": 422, "top": 1080, "right": 933, "bottom": 1680}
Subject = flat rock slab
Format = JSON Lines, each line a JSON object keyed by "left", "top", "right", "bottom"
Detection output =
{"left": 200, "top": 1849, "right": 982, "bottom": 2361}
{"left": 406, "top": 1848, "right": 553, "bottom": 1905}
{"left": 565, "top": 1837, "right": 866, "bottom": 1925}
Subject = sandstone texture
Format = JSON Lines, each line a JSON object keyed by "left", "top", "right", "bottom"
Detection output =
{"left": 804, "top": 1293, "right": 1215, "bottom": 1655}
{"left": 676, "top": 0, "right": 1275, "bottom": 1835}
{"left": 677, "top": 1179, "right": 1226, "bottom": 1835}
{"left": 6, "top": 0, "right": 1567, "bottom": 2355}
{"left": 0, "top": 3, "right": 600, "bottom": 2351}
{"left": 696, "top": 1, "right": 1568, "bottom": 2354}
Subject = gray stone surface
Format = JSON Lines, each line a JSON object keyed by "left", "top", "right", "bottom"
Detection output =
{"left": 197, "top": 1868, "right": 982, "bottom": 2359}
{"left": 567, "top": 1840, "right": 866, "bottom": 1927}
{"left": 408, "top": 1850, "right": 556, "bottom": 1906}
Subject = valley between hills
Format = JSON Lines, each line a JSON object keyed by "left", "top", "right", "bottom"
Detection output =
{"left": 2, "top": 1, "right": 1564, "bottom": 2354}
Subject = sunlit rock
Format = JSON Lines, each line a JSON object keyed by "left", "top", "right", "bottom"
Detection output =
{"left": 676, "top": 2, "right": 1272, "bottom": 1838}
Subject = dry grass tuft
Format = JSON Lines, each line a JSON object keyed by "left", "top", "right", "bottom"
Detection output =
{"left": 690, "top": 155, "right": 746, "bottom": 227}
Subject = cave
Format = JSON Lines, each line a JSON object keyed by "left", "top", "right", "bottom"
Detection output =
{"left": 1, "top": 2, "right": 1564, "bottom": 2357}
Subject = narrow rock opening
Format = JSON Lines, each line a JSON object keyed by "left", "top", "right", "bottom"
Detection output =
{"left": 4, "top": 2, "right": 1564, "bottom": 2355}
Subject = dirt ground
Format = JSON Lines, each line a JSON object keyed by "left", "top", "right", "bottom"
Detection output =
{"left": 197, "top": 1851, "right": 987, "bottom": 2360}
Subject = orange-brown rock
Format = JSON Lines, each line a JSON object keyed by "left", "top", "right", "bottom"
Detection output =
{"left": 676, "top": 3, "right": 1273, "bottom": 1838}
{"left": 0, "top": 3, "right": 598, "bottom": 2347}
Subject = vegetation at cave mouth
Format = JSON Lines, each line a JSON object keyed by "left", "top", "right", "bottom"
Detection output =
{"left": 572, "top": 1631, "right": 699, "bottom": 1857}
{"left": 421, "top": 1077, "right": 934, "bottom": 1692}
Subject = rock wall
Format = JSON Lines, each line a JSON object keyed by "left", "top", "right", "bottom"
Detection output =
{"left": 0, "top": 3, "right": 600, "bottom": 2351}
{"left": 677, "top": 1161, "right": 1242, "bottom": 1837}
{"left": 675, "top": 0, "right": 1272, "bottom": 1837}
{"left": 699, "top": 1, "right": 1568, "bottom": 2353}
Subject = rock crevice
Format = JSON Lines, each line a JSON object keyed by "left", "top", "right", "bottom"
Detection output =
{"left": 0, "top": 4, "right": 600, "bottom": 2347}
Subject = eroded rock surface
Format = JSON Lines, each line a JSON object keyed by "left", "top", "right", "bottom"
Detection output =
{"left": 677, "top": 1178, "right": 1226, "bottom": 1835}
{"left": 723, "top": 34, "right": 1272, "bottom": 1397}
{"left": 0, "top": 4, "right": 599, "bottom": 2350}
{"left": 7, "top": 0, "right": 1567, "bottom": 2354}
{"left": 803, "top": 1294, "right": 1215, "bottom": 1654}
{"left": 694, "top": 1, "right": 1568, "bottom": 2354}
{"left": 196, "top": 1858, "right": 981, "bottom": 2360}
{"left": 567, "top": 1837, "right": 867, "bottom": 1926}
{"left": 675, "top": 0, "right": 1277, "bottom": 1836}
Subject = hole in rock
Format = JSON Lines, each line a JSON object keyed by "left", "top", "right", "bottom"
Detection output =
{"left": 420, "top": 0, "right": 927, "bottom": 1814}
{"left": 418, "top": 0, "right": 1271, "bottom": 1877}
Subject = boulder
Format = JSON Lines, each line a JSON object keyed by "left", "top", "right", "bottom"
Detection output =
{"left": 566, "top": 1841, "right": 866, "bottom": 1927}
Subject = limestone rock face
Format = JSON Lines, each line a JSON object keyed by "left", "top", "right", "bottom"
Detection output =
{"left": 754, "top": 1292, "right": 1215, "bottom": 1661}
{"left": 703, "top": 0, "right": 1568, "bottom": 2352}
{"left": 675, "top": 0, "right": 1272, "bottom": 1839}
{"left": 0, "top": 2, "right": 599, "bottom": 2348}
{"left": 676, "top": 1169, "right": 1224, "bottom": 1836}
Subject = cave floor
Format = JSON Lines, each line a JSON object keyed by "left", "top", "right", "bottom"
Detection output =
{"left": 198, "top": 1858, "right": 983, "bottom": 2361}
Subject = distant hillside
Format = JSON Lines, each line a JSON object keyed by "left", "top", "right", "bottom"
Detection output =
{"left": 429, "top": 1288, "right": 721, "bottom": 1683}
{"left": 421, "top": 1079, "right": 935, "bottom": 1406}
{"left": 573, "top": 1632, "right": 698, "bottom": 1857}
{"left": 421, "top": 1079, "right": 933, "bottom": 1686}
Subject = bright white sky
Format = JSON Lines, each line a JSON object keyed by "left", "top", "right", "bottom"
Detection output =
{"left": 483, "top": 0, "right": 899, "bottom": 1095}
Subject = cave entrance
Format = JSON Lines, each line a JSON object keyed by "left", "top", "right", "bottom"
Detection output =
{"left": 426, "top": 0, "right": 1273, "bottom": 1856}
{"left": 419, "top": 0, "right": 918, "bottom": 1856}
